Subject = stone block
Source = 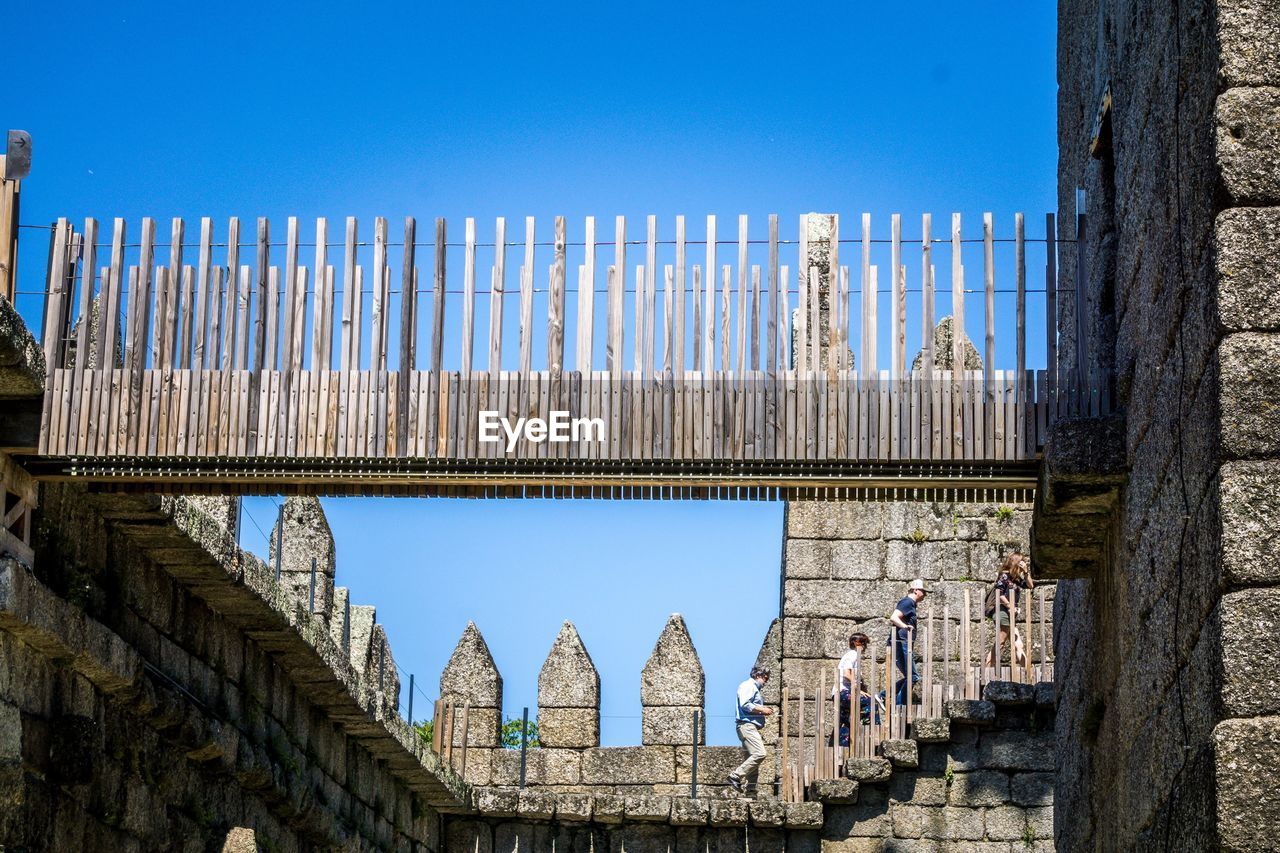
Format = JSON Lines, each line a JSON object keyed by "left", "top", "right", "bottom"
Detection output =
{"left": 1033, "top": 682, "right": 1055, "bottom": 709}
{"left": 491, "top": 748, "right": 582, "bottom": 787}
{"left": 884, "top": 540, "right": 971, "bottom": 582}
{"left": 1027, "top": 804, "right": 1053, "bottom": 840}
{"left": 947, "top": 770, "right": 1010, "bottom": 806}
{"left": 982, "top": 681, "right": 1034, "bottom": 706}
{"left": 785, "top": 539, "right": 886, "bottom": 580}
{"left": 641, "top": 615, "right": 704, "bottom": 707}
{"left": 976, "top": 731, "right": 1055, "bottom": 772}
{"left": 539, "top": 707, "right": 600, "bottom": 749}
{"left": 440, "top": 622, "right": 502, "bottom": 709}
{"left": 807, "top": 778, "right": 858, "bottom": 804}
{"left": 785, "top": 502, "right": 886, "bottom": 540}
{"left": 514, "top": 788, "right": 555, "bottom": 819}
{"left": 556, "top": 792, "right": 593, "bottom": 822}
{"left": 783, "top": 801, "right": 823, "bottom": 829}
{"left": 582, "top": 746, "right": 675, "bottom": 785}
{"left": 1011, "top": 771, "right": 1054, "bottom": 806}
{"left": 844, "top": 758, "right": 891, "bottom": 783}
{"left": 472, "top": 787, "right": 519, "bottom": 818}
{"left": 1216, "top": 87, "right": 1280, "bottom": 204}
{"left": 623, "top": 794, "right": 672, "bottom": 822}
{"left": 1216, "top": 208, "right": 1280, "bottom": 331}
{"left": 593, "top": 794, "right": 625, "bottom": 823}
{"left": 1220, "top": 587, "right": 1280, "bottom": 717}
{"left": 445, "top": 820, "right": 492, "bottom": 853}
{"left": 642, "top": 705, "right": 704, "bottom": 746}
{"left": 912, "top": 718, "right": 950, "bottom": 742}
{"left": 1221, "top": 460, "right": 1280, "bottom": 586}
{"left": 708, "top": 797, "right": 750, "bottom": 826}
{"left": 944, "top": 700, "right": 995, "bottom": 725}
{"left": 538, "top": 621, "right": 600, "bottom": 708}
{"left": 1214, "top": 716, "right": 1280, "bottom": 851}
{"left": 889, "top": 774, "right": 946, "bottom": 806}
{"left": 879, "top": 739, "right": 918, "bottom": 768}
{"left": 676, "top": 745, "right": 744, "bottom": 784}
{"left": 1220, "top": 332, "right": 1280, "bottom": 458}
{"left": 984, "top": 804, "right": 1029, "bottom": 841}
{"left": 749, "top": 798, "right": 787, "bottom": 827}
{"left": 783, "top": 579, "right": 902, "bottom": 620}
{"left": 669, "top": 797, "right": 708, "bottom": 826}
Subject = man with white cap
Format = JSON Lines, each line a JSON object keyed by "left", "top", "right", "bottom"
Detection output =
{"left": 887, "top": 579, "right": 927, "bottom": 706}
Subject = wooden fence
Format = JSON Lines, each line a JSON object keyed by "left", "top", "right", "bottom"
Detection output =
{"left": 778, "top": 587, "right": 1053, "bottom": 801}
{"left": 33, "top": 213, "right": 1111, "bottom": 481}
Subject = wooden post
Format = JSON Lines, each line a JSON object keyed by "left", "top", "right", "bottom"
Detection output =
{"left": 816, "top": 670, "right": 825, "bottom": 778}
{"left": 780, "top": 685, "right": 790, "bottom": 801}
{"left": 0, "top": 171, "right": 19, "bottom": 303}
{"left": 1039, "top": 586, "right": 1049, "bottom": 681}
{"left": 1045, "top": 213, "right": 1057, "bottom": 405}
{"left": 459, "top": 702, "right": 471, "bottom": 780}
{"left": 962, "top": 589, "right": 972, "bottom": 699}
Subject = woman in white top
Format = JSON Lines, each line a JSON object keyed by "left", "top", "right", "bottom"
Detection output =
{"left": 836, "top": 633, "right": 870, "bottom": 746}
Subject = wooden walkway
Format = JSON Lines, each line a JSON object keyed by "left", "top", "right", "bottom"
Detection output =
{"left": 27, "top": 212, "right": 1109, "bottom": 497}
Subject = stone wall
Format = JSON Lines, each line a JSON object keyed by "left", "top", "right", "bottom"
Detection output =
{"left": 445, "top": 690, "right": 1056, "bottom": 852}
{"left": 1053, "top": 0, "right": 1280, "bottom": 848}
{"left": 0, "top": 484, "right": 463, "bottom": 852}
{"left": 778, "top": 500, "right": 1051, "bottom": 767}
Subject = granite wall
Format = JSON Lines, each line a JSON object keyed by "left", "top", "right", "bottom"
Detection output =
{"left": 1052, "top": 0, "right": 1280, "bottom": 848}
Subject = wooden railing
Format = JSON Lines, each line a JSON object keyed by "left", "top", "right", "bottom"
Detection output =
{"left": 31, "top": 212, "right": 1110, "bottom": 485}
{"left": 778, "top": 587, "right": 1054, "bottom": 801}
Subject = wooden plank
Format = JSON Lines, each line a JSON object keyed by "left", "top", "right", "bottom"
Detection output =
{"left": 253, "top": 218, "right": 269, "bottom": 371}
{"left": 751, "top": 264, "right": 761, "bottom": 373}
{"left": 644, "top": 216, "right": 657, "bottom": 377}
{"left": 98, "top": 218, "right": 125, "bottom": 374}
{"left": 704, "top": 215, "right": 716, "bottom": 370}
{"left": 490, "top": 217, "right": 507, "bottom": 374}
{"left": 226, "top": 217, "right": 241, "bottom": 368}
{"left": 289, "top": 264, "right": 306, "bottom": 372}
{"left": 983, "top": 212, "right": 996, "bottom": 459}
{"left": 951, "top": 213, "right": 964, "bottom": 374}
{"left": 236, "top": 264, "right": 252, "bottom": 371}
{"left": 827, "top": 214, "right": 839, "bottom": 380}
{"left": 549, "top": 217, "right": 567, "bottom": 372}
{"left": 662, "top": 264, "right": 673, "bottom": 373}
{"left": 192, "top": 218, "right": 212, "bottom": 369}
{"left": 674, "top": 216, "right": 686, "bottom": 377}
{"left": 312, "top": 218, "right": 329, "bottom": 370}
{"left": 458, "top": 217, "right": 476, "bottom": 373}
{"left": 1015, "top": 213, "right": 1026, "bottom": 453}
{"left": 341, "top": 217, "right": 358, "bottom": 370}
{"left": 767, "top": 215, "right": 779, "bottom": 375}
{"left": 890, "top": 214, "right": 902, "bottom": 378}
{"left": 578, "top": 216, "right": 596, "bottom": 371}
{"left": 735, "top": 214, "right": 748, "bottom": 373}
{"left": 520, "top": 217, "right": 535, "bottom": 374}
{"left": 720, "top": 264, "right": 732, "bottom": 376}
{"left": 264, "top": 267, "right": 280, "bottom": 373}
{"left": 398, "top": 217, "right": 417, "bottom": 456}
{"left": 921, "top": 214, "right": 934, "bottom": 375}
{"left": 370, "top": 217, "right": 388, "bottom": 371}
{"left": 281, "top": 217, "right": 299, "bottom": 373}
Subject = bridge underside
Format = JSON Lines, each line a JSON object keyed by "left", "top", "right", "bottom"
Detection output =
{"left": 17, "top": 454, "right": 1039, "bottom": 500}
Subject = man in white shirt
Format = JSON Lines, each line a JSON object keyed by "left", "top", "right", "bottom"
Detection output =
{"left": 728, "top": 666, "right": 773, "bottom": 795}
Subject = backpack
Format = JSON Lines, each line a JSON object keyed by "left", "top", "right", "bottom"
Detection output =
{"left": 983, "top": 583, "right": 999, "bottom": 618}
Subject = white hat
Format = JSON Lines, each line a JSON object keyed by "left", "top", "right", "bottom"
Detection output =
{"left": 909, "top": 578, "right": 928, "bottom": 593}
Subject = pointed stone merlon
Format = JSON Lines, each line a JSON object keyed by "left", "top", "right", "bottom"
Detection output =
{"left": 537, "top": 620, "right": 601, "bottom": 748}
{"left": 268, "top": 497, "right": 336, "bottom": 618}
{"left": 369, "top": 623, "right": 400, "bottom": 713}
{"left": 440, "top": 621, "right": 503, "bottom": 748}
{"left": 753, "top": 619, "right": 783, "bottom": 748}
{"left": 641, "top": 614, "right": 705, "bottom": 745}
{"left": 911, "top": 316, "right": 983, "bottom": 372}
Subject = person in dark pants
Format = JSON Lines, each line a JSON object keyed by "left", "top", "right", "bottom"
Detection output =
{"left": 837, "top": 632, "right": 871, "bottom": 746}
{"left": 887, "top": 579, "right": 927, "bottom": 706}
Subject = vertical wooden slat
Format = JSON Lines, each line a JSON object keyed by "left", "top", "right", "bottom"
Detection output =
{"left": 827, "top": 214, "right": 839, "bottom": 380}
{"left": 192, "top": 218, "right": 212, "bottom": 369}
{"left": 549, "top": 216, "right": 566, "bottom": 373}
{"left": 644, "top": 216, "right": 656, "bottom": 377}
{"left": 611, "top": 216, "right": 625, "bottom": 376}
{"left": 751, "top": 263, "right": 761, "bottom": 373}
{"left": 1015, "top": 213, "right": 1027, "bottom": 449}
{"left": 281, "top": 217, "right": 299, "bottom": 373}
{"left": 74, "top": 218, "right": 98, "bottom": 370}
{"left": 720, "top": 265, "right": 732, "bottom": 374}
{"left": 578, "top": 216, "right": 595, "bottom": 371}
{"left": 253, "top": 218, "right": 270, "bottom": 371}
{"left": 866, "top": 266, "right": 877, "bottom": 375}
{"left": 983, "top": 213, "right": 996, "bottom": 459}
{"left": 225, "top": 218, "right": 241, "bottom": 369}
{"left": 236, "top": 265, "right": 251, "bottom": 370}
{"left": 674, "top": 216, "right": 686, "bottom": 377}
{"left": 310, "top": 218, "right": 329, "bottom": 370}
{"left": 341, "top": 218, "right": 358, "bottom": 371}
{"left": 99, "top": 219, "right": 125, "bottom": 373}
{"left": 735, "top": 214, "right": 747, "bottom": 374}
{"left": 461, "top": 217, "right": 476, "bottom": 374}
{"left": 519, "top": 217, "right": 535, "bottom": 374}
{"left": 704, "top": 215, "right": 716, "bottom": 370}
{"left": 767, "top": 215, "right": 779, "bottom": 375}
{"left": 208, "top": 266, "right": 224, "bottom": 374}
{"left": 921, "top": 213, "right": 934, "bottom": 375}
{"left": 490, "top": 217, "right": 507, "bottom": 374}
{"left": 662, "top": 264, "right": 673, "bottom": 373}
{"left": 889, "top": 214, "right": 902, "bottom": 378}
{"left": 951, "top": 213, "right": 964, "bottom": 374}
{"left": 370, "top": 217, "right": 388, "bottom": 371}
{"left": 432, "top": 218, "right": 447, "bottom": 373}
{"left": 780, "top": 264, "right": 791, "bottom": 372}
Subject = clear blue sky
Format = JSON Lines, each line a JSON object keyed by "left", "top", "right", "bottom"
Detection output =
{"left": 9, "top": 1, "right": 1057, "bottom": 744}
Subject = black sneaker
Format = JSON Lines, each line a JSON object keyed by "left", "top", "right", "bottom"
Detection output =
{"left": 727, "top": 774, "right": 743, "bottom": 794}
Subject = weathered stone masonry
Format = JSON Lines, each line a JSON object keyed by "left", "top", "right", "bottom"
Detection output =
{"left": 1050, "top": 0, "right": 1280, "bottom": 848}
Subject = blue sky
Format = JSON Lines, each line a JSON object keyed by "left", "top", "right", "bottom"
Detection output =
{"left": 9, "top": 1, "right": 1057, "bottom": 744}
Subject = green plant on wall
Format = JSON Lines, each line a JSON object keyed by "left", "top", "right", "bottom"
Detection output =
{"left": 909, "top": 527, "right": 929, "bottom": 543}
{"left": 996, "top": 505, "right": 1015, "bottom": 521}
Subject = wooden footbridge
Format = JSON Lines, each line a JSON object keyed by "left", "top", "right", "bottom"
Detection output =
{"left": 12, "top": 211, "right": 1108, "bottom": 499}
